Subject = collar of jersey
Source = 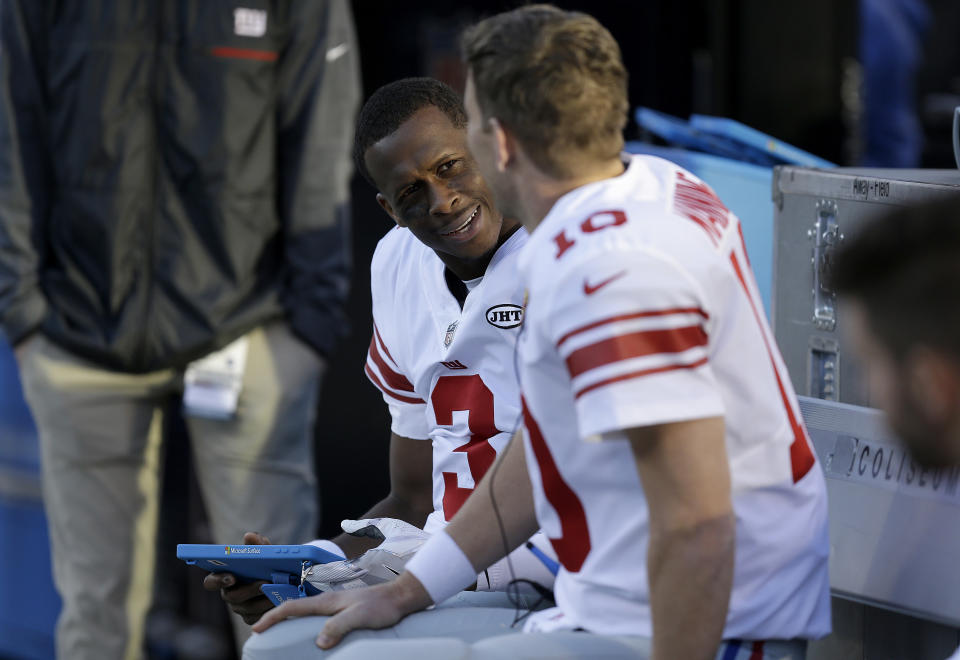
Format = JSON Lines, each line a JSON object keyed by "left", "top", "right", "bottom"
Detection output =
{"left": 485, "top": 223, "right": 528, "bottom": 274}
{"left": 519, "top": 153, "right": 654, "bottom": 273}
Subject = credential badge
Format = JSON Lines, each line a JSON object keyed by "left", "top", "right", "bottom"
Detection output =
{"left": 443, "top": 320, "right": 459, "bottom": 348}
{"left": 234, "top": 8, "right": 268, "bottom": 37}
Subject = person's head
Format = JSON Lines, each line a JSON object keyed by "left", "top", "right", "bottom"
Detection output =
{"left": 832, "top": 195, "right": 960, "bottom": 466}
{"left": 461, "top": 5, "right": 628, "bottom": 217}
{"left": 354, "top": 77, "right": 516, "bottom": 279}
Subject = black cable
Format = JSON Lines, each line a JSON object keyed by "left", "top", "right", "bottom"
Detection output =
{"left": 486, "top": 299, "right": 555, "bottom": 628}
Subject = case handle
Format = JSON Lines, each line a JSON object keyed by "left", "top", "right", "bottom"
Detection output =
{"left": 954, "top": 106, "right": 960, "bottom": 170}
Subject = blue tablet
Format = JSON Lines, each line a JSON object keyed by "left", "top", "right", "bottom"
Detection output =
{"left": 176, "top": 543, "right": 343, "bottom": 585}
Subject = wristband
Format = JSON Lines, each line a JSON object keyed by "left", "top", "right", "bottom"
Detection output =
{"left": 405, "top": 530, "right": 476, "bottom": 604}
{"left": 306, "top": 538, "right": 346, "bottom": 559}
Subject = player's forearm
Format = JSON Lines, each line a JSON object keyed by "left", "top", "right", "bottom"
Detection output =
{"left": 332, "top": 492, "right": 433, "bottom": 558}
{"left": 445, "top": 432, "right": 540, "bottom": 572}
{"left": 647, "top": 513, "right": 735, "bottom": 660}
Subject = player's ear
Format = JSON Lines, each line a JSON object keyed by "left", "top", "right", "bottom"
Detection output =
{"left": 376, "top": 193, "right": 406, "bottom": 227}
{"left": 489, "top": 117, "right": 513, "bottom": 173}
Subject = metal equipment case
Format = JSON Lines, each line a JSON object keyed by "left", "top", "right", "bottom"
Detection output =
{"left": 773, "top": 166, "right": 960, "bottom": 659}
{"left": 774, "top": 167, "right": 960, "bottom": 406}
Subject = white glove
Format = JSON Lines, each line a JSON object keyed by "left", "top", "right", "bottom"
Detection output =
{"left": 340, "top": 517, "right": 429, "bottom": 544}
{"left": 303, "top": 517, "right": 430, "bottom": 592}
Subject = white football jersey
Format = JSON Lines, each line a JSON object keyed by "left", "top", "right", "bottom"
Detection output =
{"left": 516, "top": 155, "right": 830, "bottom": 639}
{"left": 365, "top": 226, "right": 527, "bottom": 535}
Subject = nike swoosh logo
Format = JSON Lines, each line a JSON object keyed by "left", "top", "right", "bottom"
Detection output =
{"left": 326, "top": 43, "right": 349, "bottom": 62}
{"left": 381, "top": 563, "right": 401, "bottom": 576}
{"left": 583, "top": 270, "right": 627, "bottom": 295}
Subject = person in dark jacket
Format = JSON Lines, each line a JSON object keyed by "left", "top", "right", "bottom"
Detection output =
{"left": 0, "top": 1, "right": 360, "bottom": 658}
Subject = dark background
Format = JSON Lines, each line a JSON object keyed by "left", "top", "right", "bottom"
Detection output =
{"left": 152, "top": 1, "right": 960, "bottom": 657}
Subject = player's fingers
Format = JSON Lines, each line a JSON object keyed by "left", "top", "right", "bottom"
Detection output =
{"left": 243, "top": 531, "right": 272, "bottom": 545}
{"left": 203, "top": 572, "right": 234, "bottom": 591}
{"left": 315, "top": 606, "right": 373, "bottom": 649}
{"left": 340, "top": 519, "right": 385, "bottom": 541}
{"left": 232, "top": 596, "right": 274, "bottom": 625}
{"left": 251, "top": 593, "right": 339, "bottom": 633}
{"left": 315, "top": 600, "right": 393, "bottom": 650}
{"left": 230, "top": 594, "right": 271, "bottom": 612}
{"left": 315, "top": 611, "right": 350, "bottom": 649}
{"left": 249, "top": 602, "right": 290, "bottom": 633}
{"left": 220, "top": 581, "right": 267, "bottom": 605}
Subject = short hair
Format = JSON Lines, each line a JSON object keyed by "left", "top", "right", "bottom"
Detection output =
{"left": 461, "top": 4, "right": 628, "bottom": 179}
{"left": 831, "top": 194, "right": 960, "bottom": 359}
{"left": 353, "top": 77, "right": 467, "bottom": 188}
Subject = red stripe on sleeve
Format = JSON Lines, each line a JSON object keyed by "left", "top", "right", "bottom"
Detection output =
{"left": 565, "top": 325, "right": 708, "bottom": 379}
{"left": 575, "top": 357, "right": 709, "bottom": 399}
{"left": 367, "top": 334, "right": 416, "bottom": 393}
{"left": 556, "top": 307, "right": 710, "bottom": 349}
{"left": 374, "top": 323, "right": 397, "bottom": 364}
{"left": 748, "top": 641, "right": 765, "bottom": 660}
{"left": 364, "top": 364, "right": 424, "bottom": 405}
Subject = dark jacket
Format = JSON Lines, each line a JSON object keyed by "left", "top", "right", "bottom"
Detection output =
{"left": 0, "top": 0, "right": 360, "bottom": 372}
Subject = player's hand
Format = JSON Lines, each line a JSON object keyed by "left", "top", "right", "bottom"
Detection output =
{"left": 343, "top": 517, "right": 429, "bottom": 580}
{"left": 341, "top": 517, "right": 427, "bottom": 542}
{"left": 251, "top": 572, "right": 433, "bottom": 649}
{"left": 202, "top": 531, "right": 274, "bottom": 625}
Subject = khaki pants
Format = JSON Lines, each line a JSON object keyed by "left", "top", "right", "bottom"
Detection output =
{"left": 19, "top": 321, "right": 324, "bottom": 660}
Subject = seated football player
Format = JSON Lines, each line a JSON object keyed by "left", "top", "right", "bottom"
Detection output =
{"left": 203, "top": 77, "right": 556, "bottom": 634}
{"left": 248, "top": 7, "right": 831, "bottom": 660}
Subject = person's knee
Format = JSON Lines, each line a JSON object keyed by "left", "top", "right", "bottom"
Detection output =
{"left": 325, "top": 638, "right": 470, "bottom": 660}
{"left": 471, "top": 632, "right": 651, "bottom": 660}
{"left": 243, "top": 615, "right": 440, "bottom": 660}
{"left": 242, "top": 616, "right": 334, "bottom": 659}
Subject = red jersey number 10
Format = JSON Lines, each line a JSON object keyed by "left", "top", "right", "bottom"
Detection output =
{"left": 552, "top": 210, "right": 628, "bottom": 260}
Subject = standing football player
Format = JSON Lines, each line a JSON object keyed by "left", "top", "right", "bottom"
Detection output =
{"left": 251, "top": 7, "right": 831, "bottom": 660}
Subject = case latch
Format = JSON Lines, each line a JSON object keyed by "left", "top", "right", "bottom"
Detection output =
{"left": 808, "top": 200, "right": 843, "bottom": 331}
{"left": 808, "top": 336, "right": 839, "bottom": 401}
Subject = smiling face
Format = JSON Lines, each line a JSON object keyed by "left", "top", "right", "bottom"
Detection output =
{"left": 365, "top": 105, "right": 516, "bottom": 280}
